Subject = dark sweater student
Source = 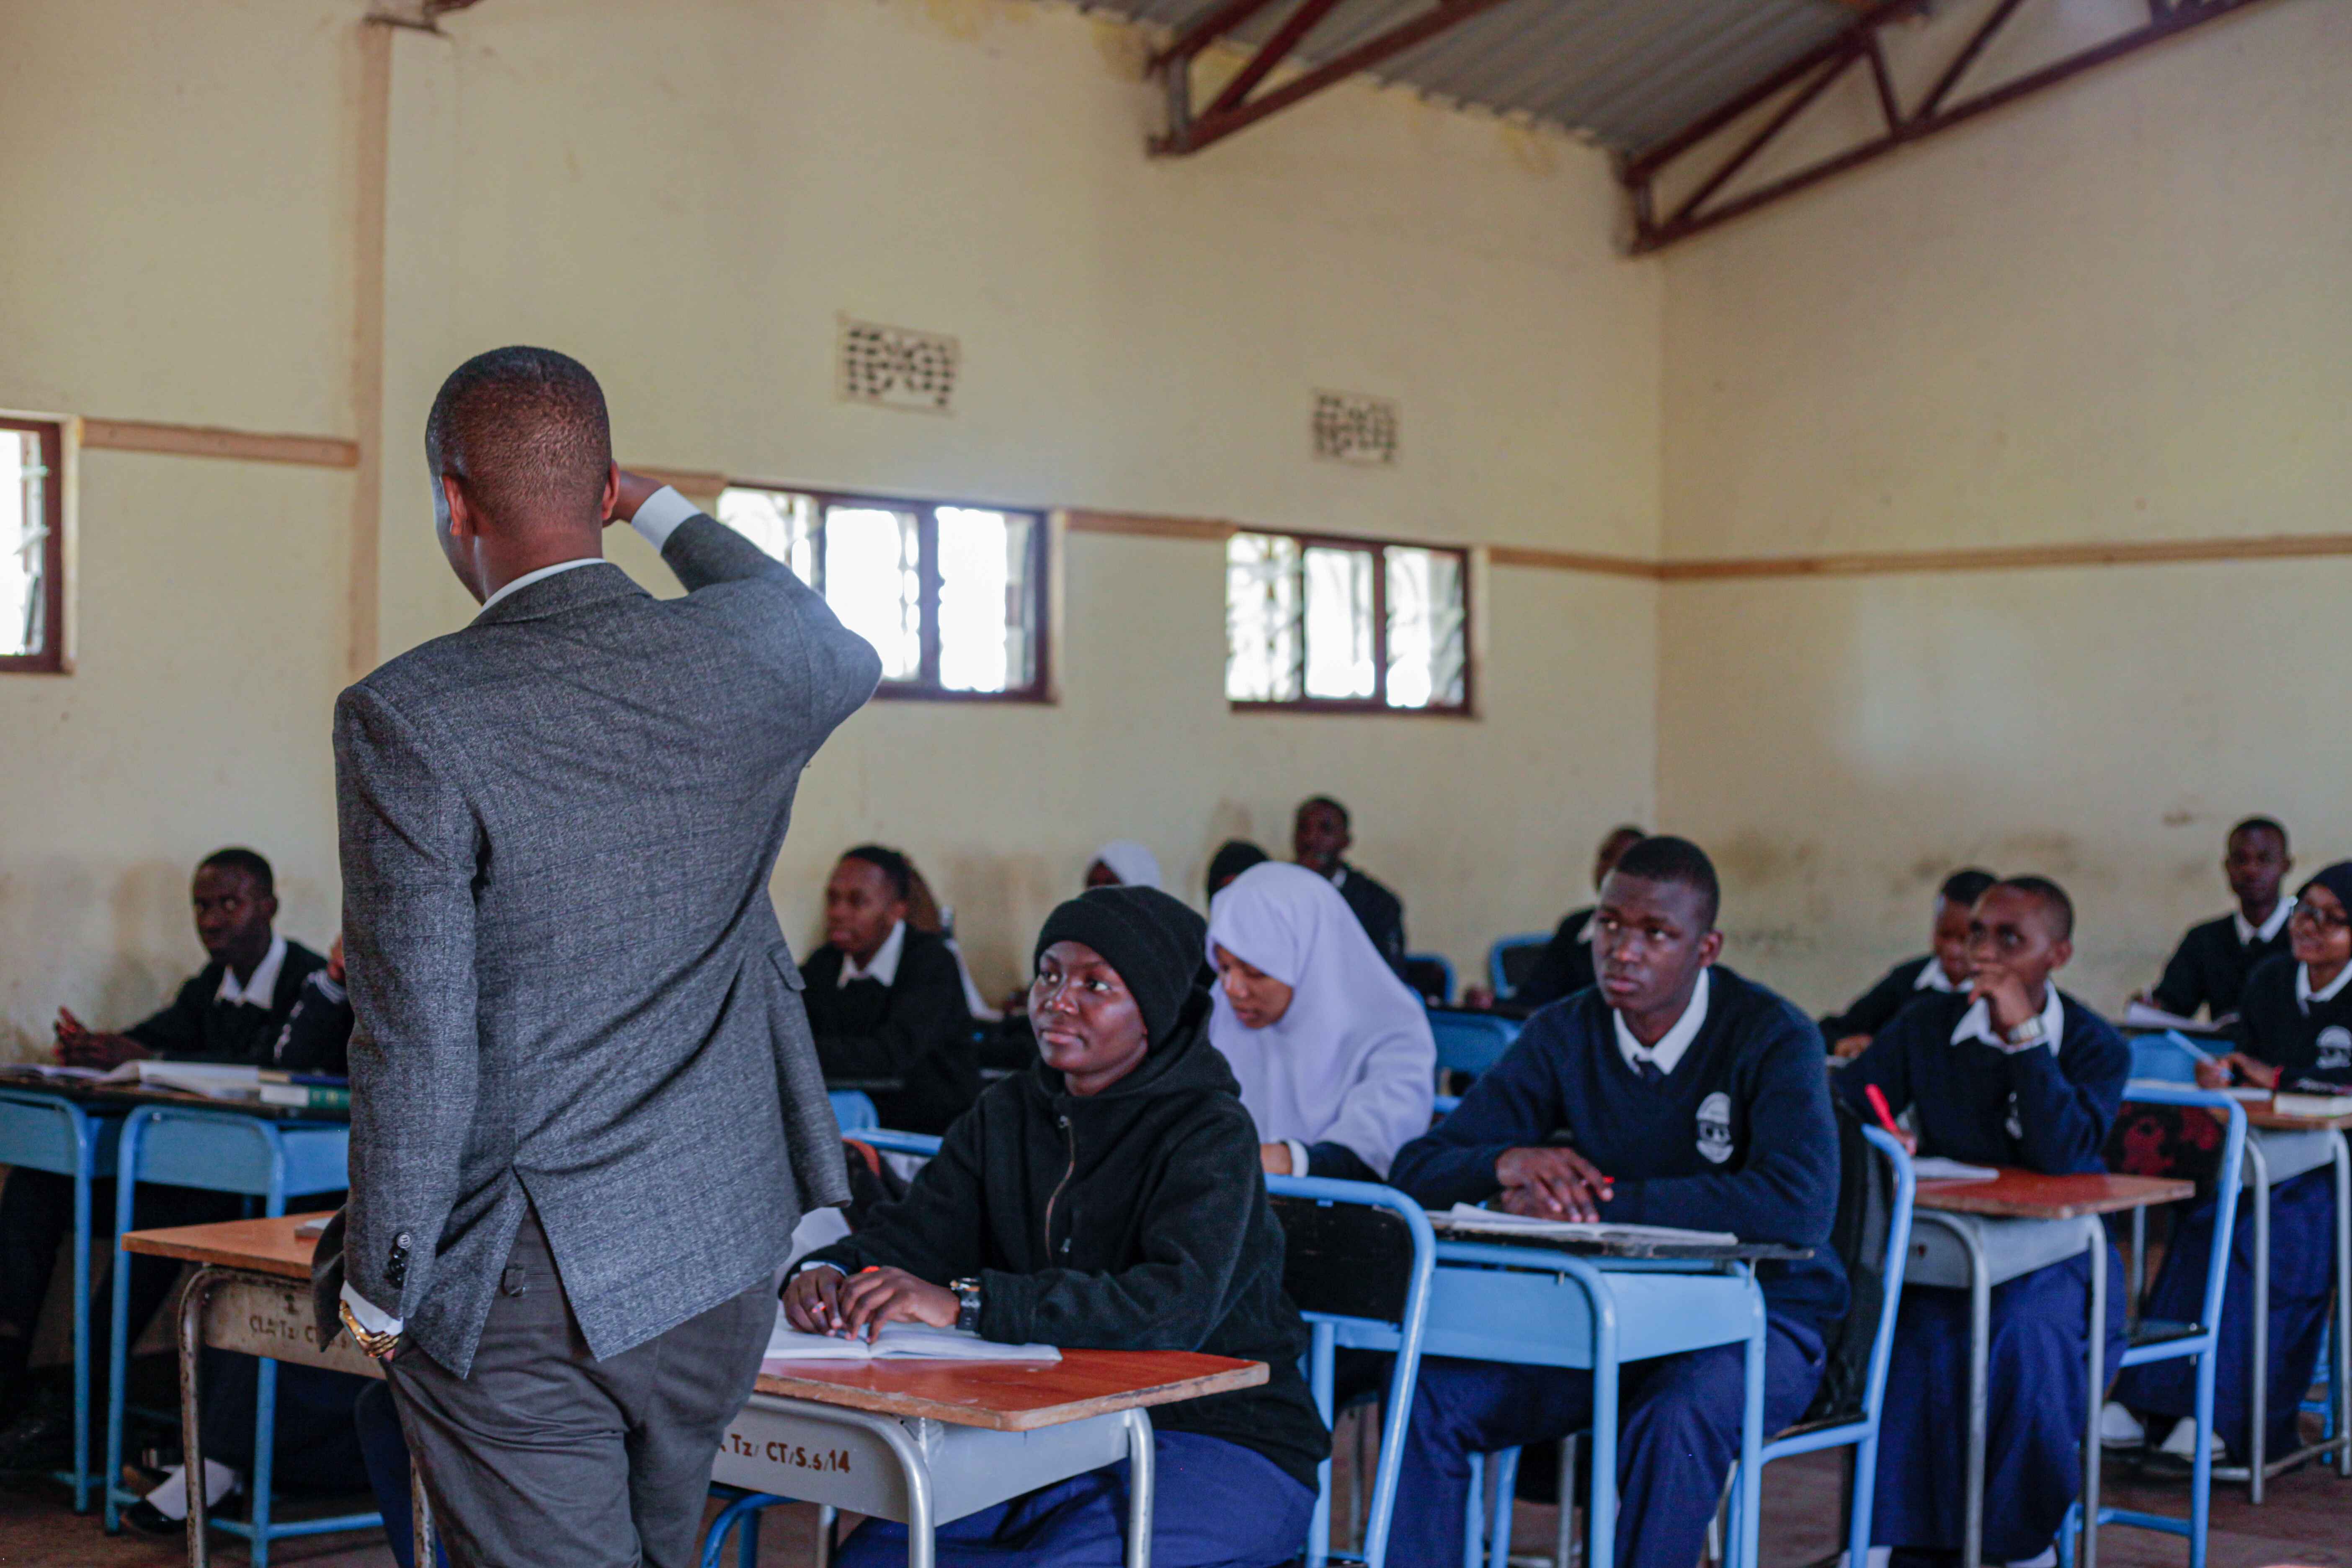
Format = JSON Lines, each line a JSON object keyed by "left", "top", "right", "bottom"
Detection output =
{"left": 1819, "top": 867, "right": 1998, "bottom": 1056}
{"left": 786, "top": 886, "right": 1326, "bottom": 1568}
{"left": 1386, "top": 837, "right": 1844, "bottom": 1568}
{"left": 1837, "top": 877, "right": 2130, "bottom": 1565}
{"left": 801, "top": 845, "right": 977, "bottom": 1134}
{"left": 2145, "top": 816, "right": 2295, "bottom": 1021}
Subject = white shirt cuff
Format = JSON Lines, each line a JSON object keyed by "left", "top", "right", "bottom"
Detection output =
{"left": 791, "top": 1259, "right": 847, "bottom": 1282}
{"left": 1285, "top": 1139, "right": 1312, "bottom": 1178}
{"left": 339, "top": 1281, "right": 402, "bottom": 1337}
{"left": 631, "top": 486, "right": 701, "bottom": 552}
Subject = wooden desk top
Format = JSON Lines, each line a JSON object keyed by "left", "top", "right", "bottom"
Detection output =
{"left": 2245, "top": 1104, "right": 2352, "bottom": 1133}
{"left": 1915, "top": 1169, "right": 2193, "bottom": 1220}
{"left": 0, "top": 1072, "right": 347, "bottom": 1124}
{"left": 123, "top": 1216, "right": 1268, "bottom": 1434}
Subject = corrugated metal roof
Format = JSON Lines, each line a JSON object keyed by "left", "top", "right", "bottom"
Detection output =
{"left": 1078, "top": 0, "right": 1858, "bottom": 155}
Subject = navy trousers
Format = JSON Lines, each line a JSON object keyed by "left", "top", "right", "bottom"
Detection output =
{"left": 833, "top": 1431, "right": 1313, "bottom": 1568}
{"left": 1388, "top": 1316, "right": 1826, "bottom": 1568}
{"left": 1872, "top": 1250, "right": 2127, "bottom": 1561}
{"left": 2114, "top": 1167, "right": 2336, "bottom": 1457}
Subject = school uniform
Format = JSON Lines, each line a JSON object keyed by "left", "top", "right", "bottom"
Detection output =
{"left": 1817, "top": 954, "right": 1956, "bottom": 1048}
{"left": 270, "top": 967, "right": 356, "bottom": 1075}
{"left": 2151, "top": 902, "right": 2293, "bottom": 1020}
{"left": 1386, "top": 967, "right": 1847, "bottom": 1568}
{"left": 1326, "top": 861, "right": 1408, "bottom": 977}
{"left": 1836, "top": 987, "right": 2130, "bottom": 1562}
{"left": 2113, "top": 952, "right": 2350, "bottom": 1458}
{"left": 801, "top": 921, "right": 979, "bottom": 1134}
{"left": 1514, "top": 907, "right": 1597, "bottom": 1010}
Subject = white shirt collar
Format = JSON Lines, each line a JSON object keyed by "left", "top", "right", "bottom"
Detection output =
{"left": 839, "top": 921, "right": 908, "bottom": 988}
{"left": 2297, "top": 962, "right": 2352, "bottom": 1009}
{"left": 2236, "top": 899, "right": 2294, "bottom": 946}
{"left": 216, "top": 934, "right": 288, "bottom": 1009}
{"left": 1613, "top": 967, "right": 1710, "bottom": 1079}
{"left": 477, "top": 557, "right": 603, "bottom": 616}
{"left": 1914, "top": 959, "right": 1960, "bottom": 993}
{"left": 1950, "top": 980, "right": 2065, "bottom": 1054}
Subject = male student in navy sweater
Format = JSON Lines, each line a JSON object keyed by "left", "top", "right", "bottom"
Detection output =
{"left": 1836, "top": 876, "right": 2129, "bottom": 1568}
{"left": 1387, "top": 836, "right": 1844, "bottom": 1568}
{"left": 2139, "top": 816, "right": 2294, "bottom": 1022}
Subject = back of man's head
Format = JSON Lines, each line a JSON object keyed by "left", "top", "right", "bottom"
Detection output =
{"left": 1610, "top": 834, "right": 1720, "bottom": 931}
{"left": 424, "top": 346, "right": 611, "bottom": 529}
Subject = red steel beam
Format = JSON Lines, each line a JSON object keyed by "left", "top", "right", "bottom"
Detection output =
{"left": 1664, "top": 47, "right": 1857, "bottom": 230}
{"left": 1204, "top": 0, "right": 1348, "bottom": 119}
{"left": 1148, "top": 0, "right": 1287, "bottom": 71}
{"left": 1917, "top": 0, "right": 2030, "bottom": 119}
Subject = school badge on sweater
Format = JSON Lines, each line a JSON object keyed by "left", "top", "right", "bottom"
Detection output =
{"left": 1695, "top": 1092, "right": 1734, "bottom": 1164}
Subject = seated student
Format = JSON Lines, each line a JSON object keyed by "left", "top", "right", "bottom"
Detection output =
{"left": 0, "top": 848, "right": 328, "bottom": 1467}
{"left": 1206, "top": 838, "right": 1270, "bottom": 901}
{"left": 1836, "top": 876, "right": 2130, "bottom": 1568}
{"left": 783, "top": 886, "right": 1328, "bottom": 1568}
{"left": 802, "top": 844, "right": 979, "bottom": 1134}
{"left": 2110, "top": 860, "right": 2352, "bottom": 1471}
{"left": 1086, "top": 839, "right": 1163, "bottom": 891}
{"left": 1386, "top": 836, "right": 1845, "bottom": 1568}
{"left": 2141, "top": 816, "right": 2295, "bottom": 1021}
{"left": 1819, "top": 867, "right": 1999, "bottom": 1058}
{"left": 1511, "top": 824, "right": 1647, "bottom": 1010}
{"left": 1205, "top": 862, "right": 1435, "bottom": 1181}
{"left": 271, "top": 933, "right": 356, "bottom": 1074}
{"left": 1292, "top": 795, "right": 1408, "bottom": 976}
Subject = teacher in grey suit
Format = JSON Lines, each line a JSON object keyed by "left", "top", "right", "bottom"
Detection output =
{"left": 333, "top": 346, "right": 881, "bottom": 1567}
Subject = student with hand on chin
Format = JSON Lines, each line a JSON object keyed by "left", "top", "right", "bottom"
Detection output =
{"left": 1836, "top": 877, "right": 2129, "bottom": 1568}
{"left": 1385, "top": 837, "right": 1845, "bottom": 1568}
{"left": 1820, "top": 868, "right": 1998, "bottom": 1058}
{"left": 783, "top": 885, "right": 1327, "bottom": 1568}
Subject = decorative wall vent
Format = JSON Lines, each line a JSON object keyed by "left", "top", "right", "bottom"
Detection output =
{"left": 1312, "top": 390, "right": 1399, "bottom": 466}
{"left": 838, "top": 317, "right": 959, "bottom": 414}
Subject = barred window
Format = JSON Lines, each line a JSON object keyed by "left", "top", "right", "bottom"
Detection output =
{"left": 1, "top": 418, "right": 64, "bottom": 675}
{"left": 717, "top": 485, "right": 1048, "bottom": 702}
{"left": 1225, "top": 529, "right": 1468, "bottom": 715}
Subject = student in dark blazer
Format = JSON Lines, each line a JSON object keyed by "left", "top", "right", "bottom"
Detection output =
{"left": 800, "top": 845, "right": 979, "bottom": 1135}
{"left": 1292, "top": 795, "right": 1407, "bottom": 976}
{"left": 1819, "top": 867, "right": 1997, "bottom": 1057}
{"left": 2141, "top": 817, "right": 2295, "bottom": 1021}
{"left": 1514, "top": 824, "right": 1647, "bottom": 1010}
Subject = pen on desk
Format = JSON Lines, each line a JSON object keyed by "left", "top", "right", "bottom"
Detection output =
{"left": 1863, "top": 1083, "right": 1904, "bottom": 1140}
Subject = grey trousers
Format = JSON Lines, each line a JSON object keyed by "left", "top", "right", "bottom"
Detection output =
{"left": 384, "top": 1208, "right": 773, "bottom": 1568}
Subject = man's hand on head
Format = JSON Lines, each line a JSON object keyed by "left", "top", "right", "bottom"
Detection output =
{"left": 1495, "top": 1146, "right": 1613, "bottom": 1222}
{"left": 605, "top": 469, "right": 663, "bottom": 527}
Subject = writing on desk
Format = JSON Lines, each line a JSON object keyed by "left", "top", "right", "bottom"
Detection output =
{"left": 246, "top": 1292, "right": 328, "bottom": 1351}
{"left": 727, "top": 1432, "right": 853, "bottom": 1474}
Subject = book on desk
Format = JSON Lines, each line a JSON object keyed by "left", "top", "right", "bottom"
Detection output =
{"left": 1426, "top": 1203, "right": 1814, "bottom": 1261}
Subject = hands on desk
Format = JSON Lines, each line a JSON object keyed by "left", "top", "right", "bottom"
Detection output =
{"left": 784, "top": 1264, "right": 960, "bottom": 1339}
{"left": 2195, "top": 1051, "right": 2278, "bottom": 1091}
{"left": 1496, "top": 1146, "right": 1614, "bottom": 1222}
{"left": 53, "top": 1007, "right": 147, "bottom": 1070}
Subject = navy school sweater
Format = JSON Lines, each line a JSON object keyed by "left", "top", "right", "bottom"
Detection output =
{"left": 1388, "top": 965, "right": 1848, "bottom": 1337}
{"left": 2151, "top": 913, "right": 2290, "bottom": 1021}
{"left": 1835, "top": 989, "right": 2129, "bottom": 1174}
{"left": 2235, "top": 955, "right": 2352, "bottom": 1094}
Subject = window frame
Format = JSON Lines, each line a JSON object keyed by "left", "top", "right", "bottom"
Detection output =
{"left": 0, "top": 416, "right": 66, "bottom": 676}
{"left": 722, "top": 480, "right": 1053, "bottom": 705}
{"left": 1225, "top": 525, "right": 1474, "bottom": 719}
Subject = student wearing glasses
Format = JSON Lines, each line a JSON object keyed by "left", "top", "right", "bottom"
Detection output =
{"left": 2110, "top": 861, "right": 2352, "bottom": 1473}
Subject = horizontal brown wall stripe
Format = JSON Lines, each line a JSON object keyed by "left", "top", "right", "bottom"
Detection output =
{"left": 81, "top": 418, "right": 359, "bottom": 469}
{"left": 1655, "top": 531, "right": 2352, "bottom": 581}
{"left": 1061, "top": 508, "right": 1237, "bottom": 542}
{"left": 1487, "top": 544, "right": 1658, "bottom": 579}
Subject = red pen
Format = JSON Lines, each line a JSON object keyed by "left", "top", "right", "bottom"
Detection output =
{"left": 1863, "top": 1083, "right": 1904, "bottom": 1140}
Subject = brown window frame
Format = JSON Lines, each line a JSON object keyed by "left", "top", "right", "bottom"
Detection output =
{"left": 722, "top": 481, "right": 1053, "bottom": 705}
{"left": 1226, "top": 526, "right": 1474, "bottom": 718}
{"left": 1, "top": 417, "right": 66, "bottom": 676}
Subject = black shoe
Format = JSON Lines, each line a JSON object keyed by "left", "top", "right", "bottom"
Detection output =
{"left": 122, "top": 1500, "right": 185, "bottom": 1537}
{"left": 0, "top": 1408, "right": 76, "bottom": 1473}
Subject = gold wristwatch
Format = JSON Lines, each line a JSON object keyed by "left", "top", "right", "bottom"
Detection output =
{"left": 338, "top": 1299, "right": 401, "bottom": 1360}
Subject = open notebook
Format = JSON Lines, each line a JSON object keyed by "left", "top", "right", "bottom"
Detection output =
{"left": 1432, "top": 1203, "right": 1735, "bottom": 1246}
{"left": 763, "top": 1313, "right": 1060, "bottom": 1366}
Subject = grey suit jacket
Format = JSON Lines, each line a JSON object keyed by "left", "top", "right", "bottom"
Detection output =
{"left": 334, "top": 515, "right": 882, "bottom": 1375}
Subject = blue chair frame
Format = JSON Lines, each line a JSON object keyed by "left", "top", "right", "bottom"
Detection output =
{"left": 1430, "top": 1013, "right": 1522, "bottom": 1086}
{"left": 1406, "top": 954, "right": 1458, "bottom": 1006}
{"left": 2058, "top": 1081, "right": 2248, "bottom": 1568}
{"left": 104, "top": 1106, "right": 368, "bottom": 1566}
{"left": 1486, "top": 935, "right": 1550, "bottom": 1001}
{"left": 1266, "top": 1174, "right": 1439, "bottom": 1568}
{"left": 828, "top": 1089, "right": 880, "bottom": 1132}
{"left": 0, "top": 1088, "right": 122, "bottom": 1511}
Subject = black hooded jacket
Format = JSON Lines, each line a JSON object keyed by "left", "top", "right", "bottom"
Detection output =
{"left": 800, "top": 998, "right": 1328, "bottom": 1490}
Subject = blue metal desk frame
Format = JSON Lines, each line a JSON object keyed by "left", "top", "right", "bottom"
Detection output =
{"left": 0, "top": 1087, "right": 124, "bottom": 1511}
{"left": 103, "top": 1104, "right": 367, "bottom": 1566}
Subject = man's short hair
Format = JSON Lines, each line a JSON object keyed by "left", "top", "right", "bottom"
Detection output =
{"left": 1297, "top": 795, "right": 1350, "bottom": 830}
{"left": 2229, "top": 816, "right": 2289, "bottom": 852}
{"left": 1939, "top": 868, "right": 1999, "bottom": 908}
{"left": 840, "top": 845, "right": 913, "bottom": 902}
{"left": 1609, "top": 834, "right": 1720, "bottom": 931}
{"left": 1996, "top": 875, "right": 2074, "bottom": 941}
{"left": 199, "top": 847, "right": 274, "bottom": 897}
{"left": 424, "top": 346, "right": 611, "bottom": 523}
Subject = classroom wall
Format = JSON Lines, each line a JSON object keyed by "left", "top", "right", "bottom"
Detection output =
{"left": 1654, "top": 0, "right": 2352, "bottom": 1013}
{"left": 0, "top": 0, "right": 1660, "bottom": 1051}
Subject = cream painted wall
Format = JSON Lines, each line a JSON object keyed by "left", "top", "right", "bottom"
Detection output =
{"left": 1656, "top": 0, "right": 2351, "bottom": 1013}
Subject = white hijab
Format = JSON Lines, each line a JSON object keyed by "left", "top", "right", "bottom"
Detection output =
{"left": 1206, "top": 862, "right": 1436, "bottom": 1177}
{"left": 1091, "top": 840, "right": 1163, "bottom": 891}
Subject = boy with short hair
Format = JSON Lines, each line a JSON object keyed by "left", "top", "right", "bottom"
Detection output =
{"left": 2143, "top": 817, "right": 2294, "bottom": 1021}
{"left": 1820, "top": 867, "right": 1999, "bottom": 1057}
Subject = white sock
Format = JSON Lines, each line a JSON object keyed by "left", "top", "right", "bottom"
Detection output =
{"left": 2159, "top": 1416, "right": 2202, "bottom": 1459}
{"left": 142, "top": 1460, "right": 240, "bottom": 1521}
{"left": 2006, "top": 1549, "right": 2057, "bottom": 1568}
{"left": 1835, "top": 1549, "right": 1892, "bottom": 1568}
{"left": 2099, "top": 1400, "right": 2146, "bottom": 1446}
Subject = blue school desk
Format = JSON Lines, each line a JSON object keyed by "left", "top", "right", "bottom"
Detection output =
{"left": 2234, "top": 1104, "right": 2352, "bottom": 1495}
{"left": 103, "top": 1102, "right": 366, "bottom": 1566}
{"left": 0, "top": 1083, "right": 123, "bottom": 1511}
{"left": 1422, "top": 1226, "right": 1787, "bottom": 1568}
{"left": 1908, "top": 1169, "right": 2191, "bottom": 1568}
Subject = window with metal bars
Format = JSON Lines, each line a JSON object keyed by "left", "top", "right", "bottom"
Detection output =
{"left": 1225, "top": 529, "right": 1469, "bottom": 715}
{"left": 716, "top": 483, "right": 1049, "bottom": 703}
{"left": 0, "top": 418, "right": 64, "bottom": 675}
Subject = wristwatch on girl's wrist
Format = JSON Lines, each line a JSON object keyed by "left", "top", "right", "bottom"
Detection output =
{"left": 950, "top": 1277, "right": 983, "bottom": 1333}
